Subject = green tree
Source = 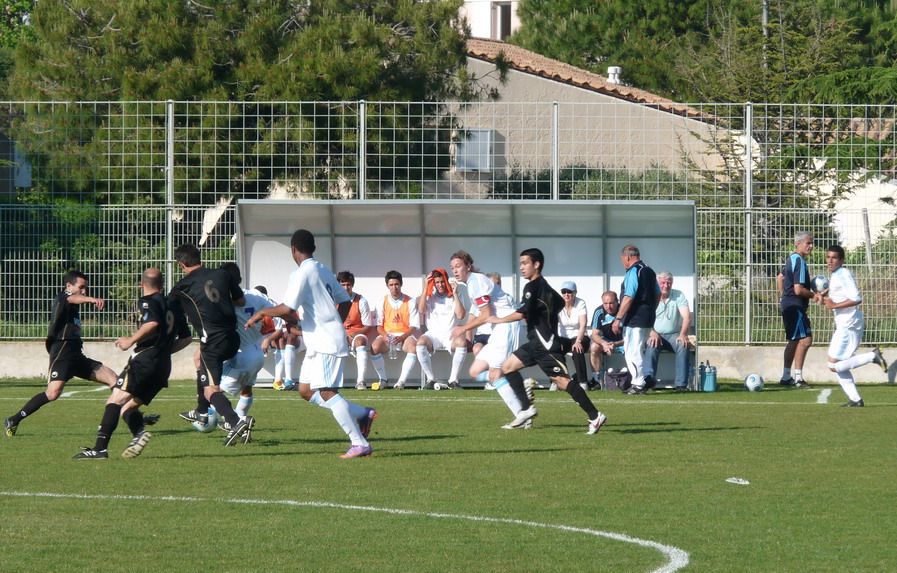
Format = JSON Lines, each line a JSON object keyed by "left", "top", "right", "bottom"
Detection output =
{"left": 0, "top": 0, "right": 34, "bottom": 97}
{"left": 8, "top": 0, "right": 476, "bottom": 204}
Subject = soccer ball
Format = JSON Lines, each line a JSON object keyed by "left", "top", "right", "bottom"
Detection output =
{"left": 812, "top": 275, "right": 829, "bottom": 293}
{"left": 192, "top": 407, "right": 220, "bottom": 433}
{"left": 743, "top": 373, "right": 764, "bottom": 392}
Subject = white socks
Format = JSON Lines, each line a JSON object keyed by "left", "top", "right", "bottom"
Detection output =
{"left": 398, "top": 353, "right": 417, "bottom": 384}
{"left": 236, "top": 395, "right": 253, "bottom": 418}
{"left": 834, "top": 352, "right": 875, "bottom": 373}
{"left": 836, "top": 371, "right": 862, "bottom": 402}
{"left": 355, "top": 346, "right": 369, "bottom": 384}
{"left": 493, "top": 377, "right": 522, "bottom": 415}
{"left": 284, "top": 344, "right": 297, "bottom": 384}
{"left": 449, "top": 347, "right": 467, "bottom": 382}
{"left": 311, "top": 391, "right": 369, "bottom": 447}
{"left": 371, "top": 353, "right": 387, "bottom": 381}
{"left": 274, "top": 349, "right": 285, "bottom": 381}
{"left": 417, "top": 345, "right": 434, "bottom": 380}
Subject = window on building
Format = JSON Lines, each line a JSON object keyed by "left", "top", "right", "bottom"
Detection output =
{"left": 491, "top": 2, "right": 512, "bottom": 41}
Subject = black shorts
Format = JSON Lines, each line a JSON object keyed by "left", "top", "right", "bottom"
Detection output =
{"left": 47, "top": 341, "right": 103, "bottom": 383}
{"left": 473, "top": 334, "right": 490, "bottom": 346}
{"left": 116, "top": 350, "right": 171, "bottom": 405}
{"left": 513, "top": 340, "right": 570, "bottom": 379}
{"left": 782, "top": 306, "right": 812, "bottom": 341}
{"left": 198, "top": 332, "right": 239, "bottom": 387}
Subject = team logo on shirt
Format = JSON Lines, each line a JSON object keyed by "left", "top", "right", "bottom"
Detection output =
{"left": 524, "top": 292, "right": 531, "bottom": 300}
{"left": 51, "top": 371, "right": 59, "bottom": 378}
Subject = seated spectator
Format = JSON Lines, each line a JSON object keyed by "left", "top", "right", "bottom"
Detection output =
{"left": 643, "top": 271, "right": 692, "bottom": 391}
{"left": 337, "top": 271, "right": 377, "bottom": 390}
{"left": 557, "top": 281, "right": 590, "bottom": 391}
{"left": 416, "top": 269, "right": 467, "bottom": 389}
{"left": 589, "top": 290, "right": 624, "bottom": 388}
{"left": 370, "top": 270, "right": 420, "bottom": 390}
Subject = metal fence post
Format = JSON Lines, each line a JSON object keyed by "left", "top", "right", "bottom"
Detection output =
{"left": 744, "top": 103, "right": 753, "bottom": 345}
{"left": 358, "top": 100, "right": 367, "bottom": 200}
{"left": 551, "top": 101, "right": 559, "bottom": 200}
{"left": 165, "top": 99, "right": 175, "bottom": 293}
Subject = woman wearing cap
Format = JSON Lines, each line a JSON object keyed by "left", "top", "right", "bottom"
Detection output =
{"left": 557, "top": 280, "right": 591, "bottom": 391}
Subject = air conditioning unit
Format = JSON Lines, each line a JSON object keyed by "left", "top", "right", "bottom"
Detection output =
{"left": 454, "top": 128, "right": 494, "bottom": 173}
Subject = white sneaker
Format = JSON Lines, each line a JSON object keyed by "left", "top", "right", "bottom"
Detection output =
{"left": 483, "top": 382, "right": 495, "bottom": 390}
{"left": 586, "top": 412, "right": 607, "bottom": 435}
{"left": 355, "top": 381, "right": 366, "bottom": 390}
{"left": 505, "top": 405, "right": 538, "bottom": 429}
{"left": 392, "top": 381, "right": 405, "bottom": 390}
{"left": 502, "top": 419, "right": 535, "bottom": 430}
{"left": 549, "top": 382, "right": 559, "bottom": 391}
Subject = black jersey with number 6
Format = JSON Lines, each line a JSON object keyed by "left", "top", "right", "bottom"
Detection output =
{"left": 169, "top": 266, "right": 242, "bottom": 342}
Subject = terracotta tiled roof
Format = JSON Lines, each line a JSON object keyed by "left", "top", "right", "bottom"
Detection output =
{"left": 466, "top": 37, "right": 708, "bottom": 120}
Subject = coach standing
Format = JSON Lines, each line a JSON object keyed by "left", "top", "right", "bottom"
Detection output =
{"left": 612, "top": 245, "right": 659, "bottom": 395}
{"left": 776, "top": 231, "right": 820, "bottom": 388}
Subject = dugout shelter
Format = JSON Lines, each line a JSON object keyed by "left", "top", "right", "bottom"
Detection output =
{"left": 236, "top": 199, "right": 697, "bottom": 387}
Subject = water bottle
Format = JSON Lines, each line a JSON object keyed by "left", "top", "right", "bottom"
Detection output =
{"left": 702, "top": 361, "right": 718, "bottom": 392}
{"left": 699, "top": 362, "right": 706, "bottom": 389}
{"left": 388, "top": 337, "right": 397, "bottom": 360}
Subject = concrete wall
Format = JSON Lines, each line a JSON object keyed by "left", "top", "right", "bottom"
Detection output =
{"left": 1, "top": 342, "right": 892, "bottom": 385}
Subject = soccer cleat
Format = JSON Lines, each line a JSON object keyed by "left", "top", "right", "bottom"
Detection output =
{"left": 142, "top": 414, "right": 161, "bottom": 425}
{"left": 4, "top": 417, "right": 18, "bottom": 437}
{"left": 483, "top": 382, "right": 495, "bottom": 390}
{"left": 873, "top": 347, "right": 888, "bottom": 372}
{"left": 586, "top": 412, "right": 607, "bottom": 435}
{"left": 73, "top": 447, "right": 108, "bottom": 460}
{"left": 675, "top": 386, "right": 692, "bottom": 392}
{"left": 625, "top": 385, "right": 646, "bottom": 395}
{"left": 549, "top": 382, "right": 559, "bottom": 391}
{"left": 358, "top": 407, "right": 378, "bottom": 439}
{"left": 422, "top": 379, "right": 436, "bottom": 390}
{"left": 841, "top": 399, "right": 865, "bottom": 407}
{"left": 355, "top": 381, "right": 367, "bottom": 390}
{"left": 524, "top": 378, "right": 536, "bottom": 403}
{"left": 794, "top": 379, "right": 811, "bottom": 388}
{"left": 223, "top": 416, "right": 254, "bottom": 446}
{"left": 282, "top": 383, "right": 298, "bottom": 391}
{"left": 505, "top": 405, "right": 538, "bottom": 429}
{"left": 217, "top": 419, "right": 232, "bottom": 432}
{"left": 643, "top": 375, "right": 658, "bottom": 390}
{"left": 279, "top": 381, "right": 296, "bottom": 391}
{"left": 340, "top": 444, "right": 373, "bottom": 459}
{"left": 447, "top": 380, "right": 461, "bottom": 390}
{"left": 179, "top": 409, "right": 206, "bottom": 423}
{"left": 122, "top": 430, "right": 152, "bottom": 459}
{"left": 502, "top": 419, "right": 535, "bottom": 430}
{"left": 392, "top": 381, "right": 405, "bottom": 390}
{"left": 779, "top": 377, "right": 796, "bottom": 387}
{"left": 272, "top": 379, "right": 285, "bottom": 391}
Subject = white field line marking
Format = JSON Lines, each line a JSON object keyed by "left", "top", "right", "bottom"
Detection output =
{"left": 59, "top": 386, "right": 108, "bottom": 398}
{"left": 0, "top": 490, "right": 689, "bottom": 573}
{"left": 817, "top": 389, "right": 832, "bottom": 404}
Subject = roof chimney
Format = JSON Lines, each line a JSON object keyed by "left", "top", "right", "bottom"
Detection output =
{"left": 607, "top": 66, "right": 621, "bottom": 84}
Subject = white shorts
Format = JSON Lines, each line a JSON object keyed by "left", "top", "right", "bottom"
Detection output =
{"left": 421, "top": 330, "right": 455, "bottom": 352}
{"left": 220, "top": 346, "right": 265, "bottom": 396}
{"left": 476, "top": 321, "right": 524, "bottom": 370}
{"left": 828, "top": 325, "right": 862, "bottom": 361}
{"left": 298, "top": 351, "right": 345, "bottom": 390}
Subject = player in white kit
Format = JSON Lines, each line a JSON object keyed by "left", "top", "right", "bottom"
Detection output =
{"left": 448, "top": 251, "right": 525, "bottom": 420}
{"left": 245, "top": 230, "right": 377, "bottom": 458}
{"left": 819, "top": 245, "right": 887, "bottom": 407}
{"left": 416, "top": 268, "right": 467, "bottom": 389}
{"left": 217, "top": 263, "right": 278, "bottom": 430}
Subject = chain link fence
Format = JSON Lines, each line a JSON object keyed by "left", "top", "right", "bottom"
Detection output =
{"left": 1, "top": 100, "right": 895, "bottom": 343}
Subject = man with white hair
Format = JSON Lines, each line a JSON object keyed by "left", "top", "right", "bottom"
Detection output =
{"left": 776, "top": 231, "right": 820, "bottom": 388}
{"left": 642, "top": 271, "right": 692, "bottom": 391}
{"left": 612, "top": 245, "right": 659, "bottom": 395}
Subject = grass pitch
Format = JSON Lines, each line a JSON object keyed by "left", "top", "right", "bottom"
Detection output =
{"left": 1, "top": 378, "right": 896, "bottom": 572}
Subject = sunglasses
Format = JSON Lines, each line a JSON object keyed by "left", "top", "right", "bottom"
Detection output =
{"left": 561, "top": 289, "right": 574, "bottom": 294}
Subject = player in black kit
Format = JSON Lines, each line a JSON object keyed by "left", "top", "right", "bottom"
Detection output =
{"left": 488, "top": 248, "right": 607, "bottom": 434}
{"left": 168, "top": 244, "right": 253, "bottom": 446}
{"left": 5, "top": 270, "right": 119, "bottom": 437}
{"left": 73, "top": 268, "right": 192, "bottom": 459}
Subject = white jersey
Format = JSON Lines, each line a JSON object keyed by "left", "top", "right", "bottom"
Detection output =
{"left": 828, "top": 266, "right": 863, "bottom": 329}
{"left": 558, "top": 297, "right": 588, "bottom": 338}
{"left": 282, "top": 257, "right": 351, "bottom": 356}
{"left": 235, "top": 288, "right": 277, "bottom": 348}
{"left": 424, "top": 292, "right": 459, "bottom": 336}
{"left": 466, "top": 272, "right": 516, "bottom": 318}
